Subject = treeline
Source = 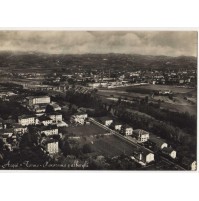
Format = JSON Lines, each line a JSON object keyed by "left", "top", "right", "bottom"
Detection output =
{"left": 137, "top": 103, "right": 196, "bottom": 136}
{"left": 114, "top": 108, "right": 196, "bottom": 156}
{"left": 65, "top": 90, "right": 108, "bottom": 117}
{"left": 116, "top": 98, "right": 196, "bottom": 136}
{"left": 0, "top": 100, "right": 32, "bottom": 120}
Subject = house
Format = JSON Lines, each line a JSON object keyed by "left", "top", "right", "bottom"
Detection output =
{"left": 50, "top": 102, "right": 61, "bottom": 111}
{"left": 131, "top": 149, "right": 154, "bottom": 165}
{"left": 18, "top": 115, "right": 38, "bottom": 126}
{"left": 162, "top": 147, "right": 177, "bottom": 159}
{"left": 48, "top": 112, "right": 63, "bottom": 123}
{"left": 13, "top": 123, "right": 28, "bottom": 135}
{"left": 98, "top": 117, "right": 113, "bottom": 127}
{"left": 32, "top": 104, "right": 47, "bottom": 114}
{"left": 121, "top": 125, "right": 133, "bottom": 135}
{"left": 133, "top": 129, "right": 149, "bottom": 143}
{"left": 38, "top": 115, "right": 53, "bottom": 126}
{"left": 45, "top": 139, "right": 59, "bottom": 154}
{"left": 181, "top": 157, "right": 197, "bottom": 171}
{"left": 70, "top": 113, "right": 88, "bottom": 125}
{"left": 0, "top": 129, "right": 14, "bottom": 143}
{"left": 149, "top": 138, "right": 168, "bottom": 150}
{"left": 111, "top": 121, "right": 123, "bottom": 131}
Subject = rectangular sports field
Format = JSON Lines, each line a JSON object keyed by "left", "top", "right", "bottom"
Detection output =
{"left": 91, "top": 135, "right": 137, "bottom": 157}
{"left": 63, "top": 123, "right": 109, "bottom": 136}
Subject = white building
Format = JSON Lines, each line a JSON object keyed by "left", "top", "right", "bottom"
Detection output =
{"left": 133, "top": 129, "right": 149, "bottom": 143}
{"left": 13, "top": 123, "right": 28, "bottom": 135}
{"left": 26, "top": 96, "right": 51, "bottom": 106}
{"left": 112, "top": 121, "right": 122, "bottom": 131}
{"left": 99, "top": 117, "right": 113, "bottom": 127}
{"left": 131, "top": 150, "right": 154, "bottom": 165}
{"left": 121, "top": 125, "right": 133, "bottom": 135}
{"left": 71, "top": 113, "right": 88, "bottom": 125}
{"left": 48, "top": 112, "right": 63, "bottom": 123}
{"left": 18, "top": 115, "right": 38, "bottom": 126}
{"left": 39, "top": 126, "right": 58, "bottom": 136}
{"left": 181, "top": 157, "right": 197, "bottom": 171}
{"left": 162, "top": 147, "right": 177, "bottom": 159}
{"left": 38, "top": 115, "right": 53, "bottom": 126}
{"left": 50, "top": 102, "right": 61, "bottom": 111}
{"left": 149, "top": 138, "right": 168, "bottom": 150}
{"left": 45, "top": 140, "right": 59, "bottom": 154}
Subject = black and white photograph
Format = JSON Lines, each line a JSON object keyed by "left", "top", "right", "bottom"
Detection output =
{"left": 0, "top": 30, "right": 197, "bottom": 170}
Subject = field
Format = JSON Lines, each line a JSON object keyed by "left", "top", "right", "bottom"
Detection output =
{"left": 113, "top": 84, "right": 195, "bottom": 94}
{"left": 90, "top": 135, "right": 137, "bottom": 157}
{"left": 98, "top": 84, "right": 197, "bottom": 115}
{"left": 62, "top": 123, "right": 108, "bottom": 136}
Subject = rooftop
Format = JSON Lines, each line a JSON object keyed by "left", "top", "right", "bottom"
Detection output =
{"left": 26, "top": 95, "right": 50, "bottom": 100}
{"left": 149, "top": 138, "right": 167, "bottom": 146}
{"left": 38, "top": 115, "right": 52, "bottom": 122}
{"left": 134, "top": 129, "right": 149, "bottom": 135}
{"left": 162, "top": 147, "right": 175, "bottom": 154}
{"left": 18, "top": 114, "right": 36, "bottom": 119}
{"left": 98, "top": 116, "right": 113, "bottom": 122}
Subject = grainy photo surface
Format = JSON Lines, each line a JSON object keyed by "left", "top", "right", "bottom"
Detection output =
{"left": 0, "top": 31, "right": 197, "bottom": 170}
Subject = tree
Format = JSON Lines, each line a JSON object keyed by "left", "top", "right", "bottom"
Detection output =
{"left": 46, "top": 105, "right": 54, "bottom": 113}
{"left": 82, "top": 143, "right": 92, "bottom": 154}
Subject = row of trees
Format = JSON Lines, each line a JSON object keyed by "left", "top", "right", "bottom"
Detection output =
{"left": 115, "top": 96, "right": 196, "bottom": 136}
{"left": 114, "top": 108, "right": 196, "bottom": 156}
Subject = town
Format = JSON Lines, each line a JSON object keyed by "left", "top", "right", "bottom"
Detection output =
{"left": 0, "top": 52, "right": 197, "bottom": 170}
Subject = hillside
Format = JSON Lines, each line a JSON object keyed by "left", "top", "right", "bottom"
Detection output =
{"left": 0, "top": 51, "right": 197, "bottom": 72}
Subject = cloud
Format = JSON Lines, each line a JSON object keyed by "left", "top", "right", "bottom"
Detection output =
{"left": 0, "top": 31, "right": 197, "bottom": 56}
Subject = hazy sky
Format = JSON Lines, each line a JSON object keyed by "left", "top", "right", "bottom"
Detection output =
{"left": 0, "top": 31, "right": 197, "bottom": 56}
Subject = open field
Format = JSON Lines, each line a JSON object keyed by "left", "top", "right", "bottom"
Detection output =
{"left": 113, "top": 84, "right": 195, "bottom": 94}
{"left": 62, "top": 123, "right": 108, "bottom": 136}
{"left": 90, "top": 135, "right": 137, "bottom": 157}
{"left": 98, "top": 84, "right": 197, "bottom": 115}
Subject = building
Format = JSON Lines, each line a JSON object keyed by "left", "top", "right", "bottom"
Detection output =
{"left": 39, "top": 125, "right": 58, "bottom": 136}
{"left": 70, "top": 113, "right": 88, "bottom": 125}
{"left": 121, "top": 125, "right": 133, "bottom": 135}
{"left": 48, "top": 112, "right": 63, "bottom": 123}
{"left": 45, "top": 139, "right": 59, "bottom": 154}
{"left": 133, "top": 129, "right": 149, "bottom": 143}
{"left": 50, "top": 102, "right": 61, "bottom": 111}
{"left": 88, "top": 82, "right": 101, "bottom": 88}
{"left": 131, "top": 150, "right": 154, "bottom": 165}
{"left": 111, "top": 121, "right": 123, "bottom": 131}
{"left": 26, "top": 96, "right": 51, "bottom": 106}
{"left": 18, "top": 115, "right": 38, "bottom": 126}
{"left": 57, "top": 121, "right": 68, "bottom": 127}
{"left": 162, "top": 147, "right": 177, "bottom": 159}
{"left": 149, "top": 138, "right": 168, "bottom": 150}
{"left": 32, "top": 104, "right": 47, "bottom": 114}
{"left": 98, "top": 117, "right": 113, "bottom": 127}
{"left": 38, "top": 115, "right": 53, "bottom": 126}
{"left": 13, "top": 123, "right": 28, "bottom": 135}
{"left": 181, "top": 157, "right": 197, "bottom": 171}
{"left": 0, "top": 129, "right": 13, "bottom": 143}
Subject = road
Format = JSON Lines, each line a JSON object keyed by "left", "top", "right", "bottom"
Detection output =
{"left": 89, "top": 117, "right": 186, "bottom": 170}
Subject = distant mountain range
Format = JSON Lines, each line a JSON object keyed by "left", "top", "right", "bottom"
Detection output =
{"left": 0, "top": 51, "right": 197, "bottom": 71}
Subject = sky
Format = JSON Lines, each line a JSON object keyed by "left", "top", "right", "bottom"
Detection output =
{"left": 0, "top": 31, "right": 197, "bottom": 57}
